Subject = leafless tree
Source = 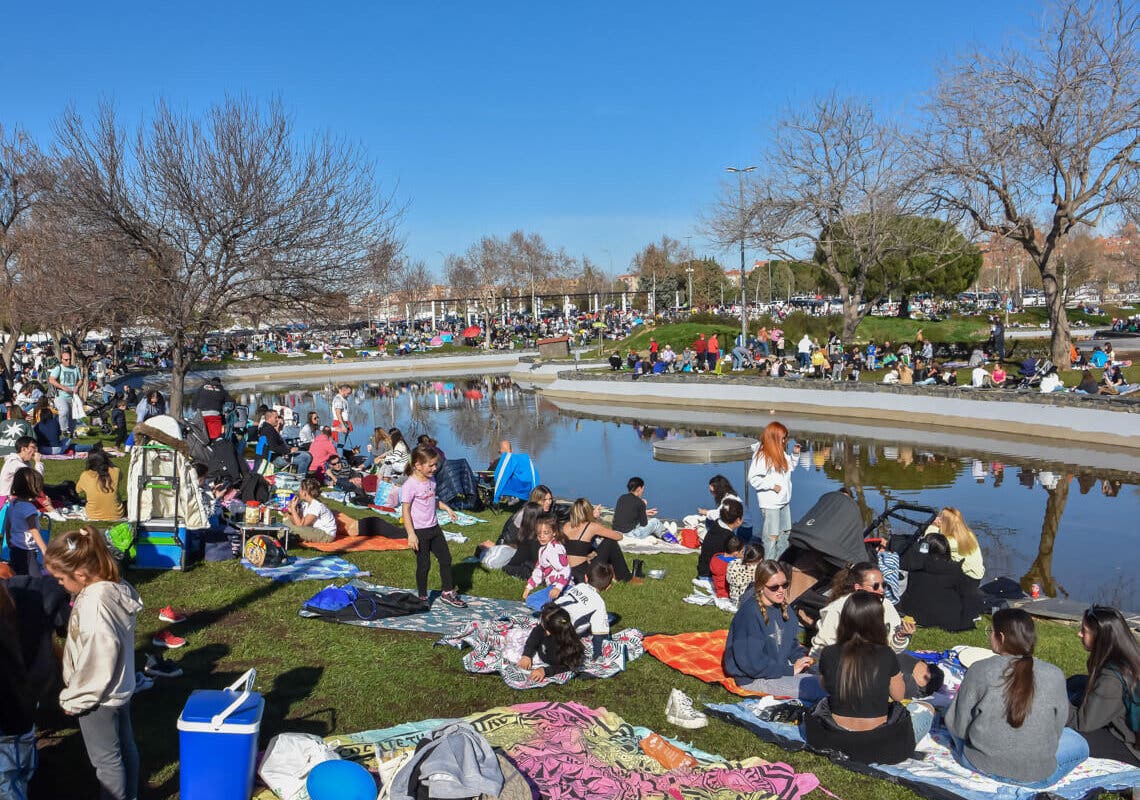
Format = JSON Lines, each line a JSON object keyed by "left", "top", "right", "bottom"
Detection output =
{"left": 53, "top": 98, "right": 400, "bottom": 415}
{"left": 921, "top": 0, "right": 1140, "bottom": 366}
{"left": 0, "top": 124, "right": 53, "bottom": 367}
{"left": 709, "top": 94, "right": 918, "bottom": 340}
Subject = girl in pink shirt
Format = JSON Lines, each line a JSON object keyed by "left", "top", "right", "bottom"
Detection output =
{"left": 523, "top": 514, "right": 570, "bottom": 605}
{"left": 401, "top": 445, "right": 467, "bottom": 608}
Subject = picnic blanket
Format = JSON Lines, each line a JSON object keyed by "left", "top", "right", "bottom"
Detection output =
{"left": 323, "top": 701, "right": 822, "bottom": 800}
{"left": 709, "top": 697, "right": 1140, "bottom": 800}
{"left": 438, "top": 617, "right": 645, "bottom": 689}
{"left": 298, "top": 579, "right": 531, "bottom": 636}
{"left": 644, "top": 630, "right": 765, "bottom": 696}
{"left": 301, "top": 535, "right": 411, "bottom": 553}
{"left": 437, "top": 509, "right": 484, "bottom": 526}
{"left": 241, "top": 555, "right": 369, "bottom": 582}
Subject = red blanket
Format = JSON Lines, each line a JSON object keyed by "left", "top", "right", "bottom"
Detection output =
{"left": 643, "top": 630, "right": 768, "bottom": 697}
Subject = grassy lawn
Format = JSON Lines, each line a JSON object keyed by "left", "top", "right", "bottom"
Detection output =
{"left": 31, "top": 445, "right": 1128, "bottom": 800}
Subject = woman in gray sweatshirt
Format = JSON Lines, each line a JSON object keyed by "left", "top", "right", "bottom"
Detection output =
{"left": 945, "top": 609, "right": 1088, "bottom": 786}
{"left": 1067, "top": 606, "right": 1140, "bottom": 765}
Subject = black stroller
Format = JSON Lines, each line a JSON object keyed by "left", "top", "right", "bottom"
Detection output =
{"left": 1017, "top": 357, "right": 1054, "bottom": 389}
{"left": 782, "top": 492, "right": 936, "bottom": 625}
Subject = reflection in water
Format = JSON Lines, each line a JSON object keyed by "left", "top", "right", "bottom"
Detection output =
{"left": 231, "top": 376, "right": 1140, "bottom": 608}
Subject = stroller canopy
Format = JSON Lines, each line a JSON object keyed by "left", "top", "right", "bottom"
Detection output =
{"left": 492, "top": 452, "right": 539, "bottom": 504}
{"left": 128, "top": 416, "right": 208, "bottom": 529}
{"left": 788, "top": 490, "right": 867, "bottom": 569}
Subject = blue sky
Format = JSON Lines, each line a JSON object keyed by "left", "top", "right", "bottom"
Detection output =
{"left": 8, "top": 1, "right": 1042, "bottom": 279}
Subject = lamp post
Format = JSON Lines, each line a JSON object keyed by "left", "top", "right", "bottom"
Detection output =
{"left": 727, "top": 165, "right": 757, "bottom": 346}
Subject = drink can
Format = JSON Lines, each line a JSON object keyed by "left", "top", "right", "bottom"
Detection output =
{"left": 1030, "top": 583, "right": 1041, "bottom": 599}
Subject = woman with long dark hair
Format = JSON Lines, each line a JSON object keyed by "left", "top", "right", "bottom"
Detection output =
{"left": 723, "top": 560, "right": 822, "bottom": 699}
{"left": 804, "top": 591, "right": 933, "bottom": 764}
{"left": 76, "top": 449, "right": 125, "bottom": 521}
{"left": 698, "top": 474, "right": 743, "bottom": 524}
{"left": 1067, "top": 606, "right": 1140, "bottom": 765}
{"left": 503, "top": 502, "right": 545, "bottom": 580}
{"left": 747, "top": 421, "right": 800, "bottom": 559}
{"left": 945, "top": 608, "right": 1087, "bottom": 786}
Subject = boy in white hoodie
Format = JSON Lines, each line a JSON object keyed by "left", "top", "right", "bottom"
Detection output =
{"left": 45, "top": 526, "right": 142, "bottom": 800}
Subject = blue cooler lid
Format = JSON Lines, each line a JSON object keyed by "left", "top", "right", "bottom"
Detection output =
{"left": 179, "top": 689, "right": 264, "bottom": 733}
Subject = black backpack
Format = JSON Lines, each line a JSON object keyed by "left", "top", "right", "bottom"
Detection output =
{"left": 239, "top": 472, "right": 270, "bottom": 504}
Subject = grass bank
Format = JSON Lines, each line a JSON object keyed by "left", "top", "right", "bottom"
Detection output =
{"left": 31, "top": 445, "right": 1127, "bottom": 799}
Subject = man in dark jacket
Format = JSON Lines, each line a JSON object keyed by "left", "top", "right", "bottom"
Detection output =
{"left": 897, "top": 533, "right": 984, "bottom": 632}
{"left": 258, "top": 409, "right": 311, "bottom": 474}
{"left": 193, "top": 376, "right": 231, "bottom": 440}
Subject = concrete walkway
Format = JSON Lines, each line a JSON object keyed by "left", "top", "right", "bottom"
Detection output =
{"left": 538, "top": 373, "right": 1140, "bottom": 450}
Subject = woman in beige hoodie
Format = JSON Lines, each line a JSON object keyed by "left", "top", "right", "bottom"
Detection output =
{"left": 45, "top": 526, "right": 142, "bottom": 800}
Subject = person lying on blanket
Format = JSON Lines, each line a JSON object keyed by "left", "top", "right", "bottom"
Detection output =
{"left": 803, "top": 590, "right": 936, "bottom": 765}
{"left": 517, "top": 606, "right": 584, "bottom": 682}
{"left": 553, "top": 561, "right": 614, "bottom": 658}
{"left": 722, "top": 559, "right": 824, "bottom": 700}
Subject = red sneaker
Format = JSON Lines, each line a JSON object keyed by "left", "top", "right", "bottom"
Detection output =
{"left": 158, "top": 606, "right": 187, "bottom": 624}
{"left": 152, "top": 630, "right": 186, "bottom": 649}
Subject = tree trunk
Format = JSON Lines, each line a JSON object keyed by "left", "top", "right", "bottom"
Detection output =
{"left": 169, "top": 336, "right": 189, "bottom": 419}
{"left": 1040, "top": 260, "right": 1072, "bottom": 367}
{"left": 1, "top": 326, "right": 19, "bottom": 370}
{"left": 840, "top": 293, "right": 861, "bottom": 341}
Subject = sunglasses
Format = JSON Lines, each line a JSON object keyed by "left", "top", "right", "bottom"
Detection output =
{"left": 764, "top": 581, "right": 789, "bottom": 591}
{"left": 864, "top": 582, "right": 884, "bottom": 591}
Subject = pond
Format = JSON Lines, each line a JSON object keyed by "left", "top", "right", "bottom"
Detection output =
{"left": 231, "top": 375, "right": 1140, "bottom": 610}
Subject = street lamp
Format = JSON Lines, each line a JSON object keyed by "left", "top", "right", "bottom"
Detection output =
{"left": 727, "top": 165, "right": 757, "bottom": 346}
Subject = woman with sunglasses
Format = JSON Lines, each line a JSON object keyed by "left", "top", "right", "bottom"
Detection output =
{"left": 1067, "top": 606, "right": 1140, "bottom": 765}
{"left": 804, "top": 591, "right": 935, "bottom": 764}
{"left": 809, "top": 562, "right": 914, "bottom": 659}
{"left": 723, "top": 560, "right": 822, "bottom": 700}
{"left": 946, "top": 609, "right": 1086, "bottom": 786}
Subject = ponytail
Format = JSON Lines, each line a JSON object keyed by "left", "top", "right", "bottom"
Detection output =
{"left": 44, "top": 525, "right": 120, "bottom": 584}
{"left": 992, "top": 608, "right": 1037, "bottom": 728}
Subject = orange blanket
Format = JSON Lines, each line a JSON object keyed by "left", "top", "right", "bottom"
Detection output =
{"left": 301, "top": 536, "right": 410, "bottom": 553}
{"left": 643, "top": 630, "right": 766, "bottom": 697}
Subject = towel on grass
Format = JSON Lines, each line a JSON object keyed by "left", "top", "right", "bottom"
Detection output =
{"left": 301, "top": 535, "right": 410, "bottom": 553}
{"left": 242, "top": 555, "right": 369, "bottom": 582}
{"left": 709, "top": 697, "right": 1140, "bottom": 800}
{"left": 644, "top": 630, "right": 766, "bottom": 696}
{"left": 438, "top": 617, "right": 645, "bottom": 689}
{"left": 323, "top": 701, "right": 822, "bottom": 800}
{"left": 437, "top": 509, "right": 485, "bottom": 526}
{"left": 298, "top": 580, "right": 530, "bottom": 637}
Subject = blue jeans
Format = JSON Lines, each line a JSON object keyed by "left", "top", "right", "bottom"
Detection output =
{"left": 908, "top": 702, "right": 934, "bottom": 743}
{"left": 950, "top": 728, "right": 1088, "bottom": 788}
{"left": 274, "top": 450, "right": 312, "bottom": 475}
{"left": 740, "top": 674, "right": 826, "bottom": 702}
{"left": 40, "top": 440, "right": 93, "bottom": 456}
{"left": 624, "top": 519, "right": 667, "bottom": 539}
{"left": 761, "top": 504, "right": 791, "bottom": 560}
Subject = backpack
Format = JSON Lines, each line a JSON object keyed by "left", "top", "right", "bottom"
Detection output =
{"left": 243, "top": 534, "right": 286, "bottom": 568}
{"left": 240, "top": 472, "right": 270, "bottom": 504}
{"left": 1106, "top": 667, "right": 1140, "bottom": 733}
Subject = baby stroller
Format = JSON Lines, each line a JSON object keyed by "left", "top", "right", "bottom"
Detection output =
{"left": 784, "top": 493, "right": 936, "bottom": 624}
{"left": 85, "top": 393, "right": 119, "bottom": 435}
{"left": 1017, "top": 357, "right": 1053, "bottom": 389}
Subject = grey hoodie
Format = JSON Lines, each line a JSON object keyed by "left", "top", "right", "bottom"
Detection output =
{"left": 60, "top": 580, "right": 143, "bottom": 715}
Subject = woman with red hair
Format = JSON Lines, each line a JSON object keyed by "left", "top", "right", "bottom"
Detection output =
{"left": 747, "top": 421, "right": 800, "bottom": 560}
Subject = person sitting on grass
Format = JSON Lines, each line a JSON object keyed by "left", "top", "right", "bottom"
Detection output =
{"left": 945, "top": 608, "right": 1088, "bottom": 787}
{"left": 723, "top": 559, "right": 823, "bottom": 700}
{"left": 897, "top": 533, "right": 985, "bottom": 632}
{"left": 281, "top": 477, "right": 337, "bottom": 543}
{"left": 553, "top": 562, "right": 614, "bottom": 658}
{"left": 726, "top": 544, "right": 764, "bottom": 604}
{"left": 925, "top": 506, "right": 985, "bottom": 581}
{"left": 697, "top": 498, "right": 744, "bottom": 583}
{"left": 32, "top": 401, "right": 92, "bottom": 456}
{"left": 809, "top": 562, "right": 914, "bottom": 659}
{"left": 804, "top": 590, "right": 935, "bottom": 764}
{"left": 76, "top": 449, "right": 125, "bottom": 522}
{"left": 709, "top": 535, "right": 745, "bottom": 600}
{"left": 522, "top": 513, "right": 570, "bottom": 608}
{"left": 612, "top": 477, "right": 668, "bottom": 539}
{"left": 306, "top": 426, "right": 339, "bottom": 477}
{"left": 562, "top": 498, "right": 634, "bottom": 584}
{"left": 517, "top": 605, "right": 584, "bottom": 683}
{"left": 1066, "top": 605, "right": 1140, "bottom": 766}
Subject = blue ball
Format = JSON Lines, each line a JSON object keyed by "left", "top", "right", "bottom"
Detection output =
{"left": 306, "top": 759, "right": 376, "bottom": 800}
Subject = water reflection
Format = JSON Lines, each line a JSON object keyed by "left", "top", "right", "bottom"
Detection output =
{"left": 228, "top": 376, "right": 1140, "bottom": 608}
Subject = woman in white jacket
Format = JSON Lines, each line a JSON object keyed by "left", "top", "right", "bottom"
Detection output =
{"left": 747, "top": 421, "right": 800, "bottom": 560}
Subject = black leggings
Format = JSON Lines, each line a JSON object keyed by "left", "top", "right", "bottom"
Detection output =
{"left": 414, "top": 525, "right": 453, "bottom": 596}
{"left": 571, "top": 537, "right": 632, "bottom": 583}
{"left": 8, "top": 547, "right": 42, "bottom": 577}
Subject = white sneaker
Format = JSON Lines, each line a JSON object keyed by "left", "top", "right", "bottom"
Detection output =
{"left": 666, "top": 688, "right": 708, "bottom": 729}
{"left": 691, "top": 577, "right": 712, "bottom": 589}
{"left": 47, "top": 510, "right": 66, "bottom": 522}
{"left": 714, "top": 597, "right": 739, "bottom": 613}
{"left": 683, "top": 593, "right": 714, "bottom": 606}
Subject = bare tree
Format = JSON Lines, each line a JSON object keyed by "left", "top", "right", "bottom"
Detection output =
{"left": 0, "top": 124, "right": 53, "bottom": 367}
{"left": 922, "top": 0, "right": 1140, "bottom": 366}
{"left": 710, "top": 94, "right": 917, "bottom": 339}
{"left": 54, "top": 98, "right": 400, "bottom": 415}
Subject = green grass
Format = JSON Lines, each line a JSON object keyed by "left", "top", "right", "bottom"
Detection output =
{"left": 33, "top": 439, "right": 1127, "bottom": 799}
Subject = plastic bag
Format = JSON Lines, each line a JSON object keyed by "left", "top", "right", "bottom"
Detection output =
{"left": 258, "top": 732, "right": 339, "bottom": 800}
{"left": 71, "top": 394, "right": 88, "bottom": 421}
{"left": 480, "top": 544, "right": 516, "bottom": 570}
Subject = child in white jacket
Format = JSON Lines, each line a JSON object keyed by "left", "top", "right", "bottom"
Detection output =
{"left": 45, "top": 526, "right": 142, "bottom": 800}
{"left": 747, "top": 422, "right": 801, "bottom": 560}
